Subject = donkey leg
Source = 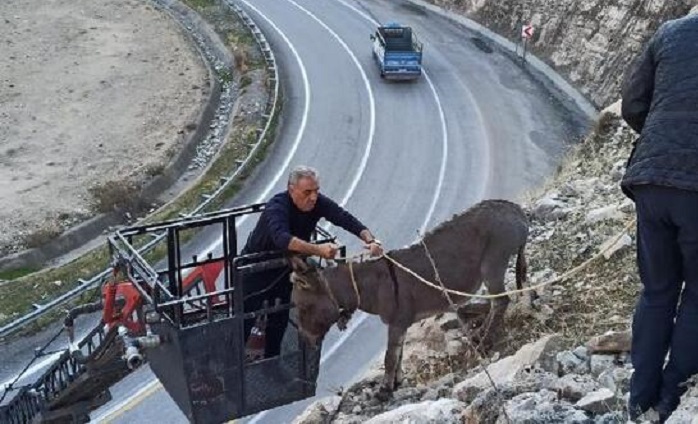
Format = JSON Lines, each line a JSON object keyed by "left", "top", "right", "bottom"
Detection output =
{"left": 379, "top": 325, "right": 407, "bottom": 400}
{"left": 487, "top": 297, "right": 510, "bottom": 345}
{"left": 479, "top": 256, "right": 511, "bottom": 349}
{"left": 394, "top": 337, "right": 405, "bottom": 388}
{"left": 515, "top": 243, "right": 538, "bottom": 309}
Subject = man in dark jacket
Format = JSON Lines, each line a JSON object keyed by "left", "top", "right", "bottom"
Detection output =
{"left": 621, "top": 12, "right": 698, "bottom": 422}
{"left": 241, "top": 165, "right": 383, "bottom": 358}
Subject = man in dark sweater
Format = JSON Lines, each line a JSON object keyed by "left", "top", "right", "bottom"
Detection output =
{"left": 621, "top": 12, "right": 698, "bottom": 422}
{"left": 241, "top": 165, "right": 383, "bottom": 358}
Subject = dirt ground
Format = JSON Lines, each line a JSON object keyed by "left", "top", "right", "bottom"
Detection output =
{"left": 0, "top": 0, "right": 208, "bottom": 256}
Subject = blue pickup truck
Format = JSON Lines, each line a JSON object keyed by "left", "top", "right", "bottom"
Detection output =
{"left": 370, "top": 23, "right": 423, "bottom": 80}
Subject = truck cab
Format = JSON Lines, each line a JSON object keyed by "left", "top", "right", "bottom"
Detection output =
{"left": 370, "top": 22, "right": 423, "bottom": 80}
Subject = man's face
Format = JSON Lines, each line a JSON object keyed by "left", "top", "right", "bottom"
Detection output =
{"left": 289, "top": 176, "right": 319, "bottom": 212}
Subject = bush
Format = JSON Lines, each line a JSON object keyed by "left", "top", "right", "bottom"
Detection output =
{"left": 24, "top": 223, "right": 63, "bottom": 249}
{"left": 88, "top": 179, "right": 146, "bottom": 214}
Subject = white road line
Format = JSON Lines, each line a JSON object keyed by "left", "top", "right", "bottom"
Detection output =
{"left": 420, "top": 72, "right": 449, "bottom": 234}
{"left": 227, "top": 0, "right": 312, "bottom": 230}
{"left": 1, "top": 0, "right": 315, "bottom": 396}
{"left": 86, "top": 3, "right": 315, "bottom": 421}
{"left": 0, "top": 352, "right": 63, "bottom": 388}
{"left": 333, "top": 0, "right": 450, "bottom": 233}
{"left": 96, "top": 0, "right": 381, "bottom": 420}
{"left": 281, "top": 0, "right": 376, "bottom": 208}
{"left": 246, "top": 0, "right": 378, "bottom": 421}
{"left": 453, "top": 73, "right": 490, "bottom": 201}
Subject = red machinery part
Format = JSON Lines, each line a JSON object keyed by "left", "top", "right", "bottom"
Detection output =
{"left": 102, "top": 281, "right": 145, "bottom": 335}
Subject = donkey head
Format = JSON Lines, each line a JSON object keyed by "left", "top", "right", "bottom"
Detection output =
{"left": 289, "top": 256, "right": 341, "bottom": 347}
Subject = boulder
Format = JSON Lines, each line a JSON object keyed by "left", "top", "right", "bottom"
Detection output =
{"left": 453, "top": 335, "right": 564, "bottom": 402}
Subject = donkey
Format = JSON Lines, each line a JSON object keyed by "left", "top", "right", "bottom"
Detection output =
{"left": 289, "top": 199, "right": 529, "bottom": 398}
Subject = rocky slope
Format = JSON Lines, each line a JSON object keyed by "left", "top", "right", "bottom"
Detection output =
{"left": 426, "top": 0, "right": 697, "bottom": 108}
{"left": 295, "top": 108, "right": 698, "bottom": 423}
{"left": 294, "top": 2, "right": 698, "bottom": 421}
{"left": 294, "top": 104, "right": 655, "bottom": 423}
{"left": 296, "top": 104, "right": 698, "bottom": 424}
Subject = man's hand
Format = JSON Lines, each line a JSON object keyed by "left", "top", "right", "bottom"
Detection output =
{"left": 365, "top": 240, "right": 384, "bottom": 257}
{"left": 316, "top": 243, "right": 339, "bottom": 259}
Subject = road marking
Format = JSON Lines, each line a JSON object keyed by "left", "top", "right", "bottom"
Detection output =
{"left": 420, "top": 72, "right": 449, "bottom": 234}
{"left": 450, "top": 72, "right": 490, "bottom": 200}
{"left": 0, "top": 352, "right": 62, "bottom": 389}
{"left": 333, "top": 0, "right": 451, "bottom": 235}
{"left": 90, "top": 2, "right": 313, "bottom": 422}
{"left": 95, "top": 379, "right": 162, "bottom": 423}
{"left": 250, "top": 1, "right": 452, "bottom": 421}
{"left": 226, "top": 0, "right": 313, "bottom": 229}
{"left": 281, "top": 0, "right": 377, "bottom": 208}
{"left": 97, "top": 0, "right": 379, "bottom": 420}
{"left": 246, "top": 1, "right": 377, "bottom": 421}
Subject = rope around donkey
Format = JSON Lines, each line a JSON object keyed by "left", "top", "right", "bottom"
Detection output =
{"left": 381, "top": 218, "right": 637, "bottom": 300}
{"left": 411, "top": 218, "right": 634, "bottom": 423}
{"left": 332, "top": 219, "right": 636, "bottom": 422}
{"left": 418, "top": 234, "right": 513, "bottom": 423}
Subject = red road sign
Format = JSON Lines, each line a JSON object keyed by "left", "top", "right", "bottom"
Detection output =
{"left": 522, "top": 24, "right": 534, "bottom": 39}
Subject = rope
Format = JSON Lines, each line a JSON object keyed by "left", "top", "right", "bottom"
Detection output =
{"left": 418, "top": 236, "right": 511, "bottom": 423}
{"left": 0, "top": 326, "right": 66, "bottom": 404}
{"left": 347, "top": 257, "right": 362, "bottom": 309}
{"left": 383, "top": 219, "right": 636, "bottom": 300}
{"left": 316, "top": 218, "right": 635, "bottom": 422}
{"left": 321, "top": 277, "right": 342, "bottom": 311}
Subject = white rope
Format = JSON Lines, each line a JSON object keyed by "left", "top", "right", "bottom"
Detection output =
{"left": 381, "top": 219, "right": 636, "bottom": 300}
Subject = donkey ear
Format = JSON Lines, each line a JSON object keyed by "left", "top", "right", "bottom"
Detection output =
{"left": 288, "top": 255, "right": 310, "bottom": 272}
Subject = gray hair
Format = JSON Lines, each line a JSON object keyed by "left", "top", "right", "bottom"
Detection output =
{"left": 288, "top": 165, "right": 319, "bottom": 185}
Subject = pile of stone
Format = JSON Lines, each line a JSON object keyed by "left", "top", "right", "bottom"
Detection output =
{"left": 296, "top": 329, "right": 698, "bottom": 423}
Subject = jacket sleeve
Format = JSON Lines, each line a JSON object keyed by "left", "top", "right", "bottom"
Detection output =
{"left": 265, "top": 197, "right": 293, "bottom": 250}
{"left": 318, "top": 195, "right": 367, "bottom": 237}
{"left": 621, "top": 31, "right": 660, "bottom": 133}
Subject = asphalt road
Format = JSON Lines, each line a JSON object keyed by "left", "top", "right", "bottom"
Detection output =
{"left": 0, "top": 0, "right": 591, "bottom": 422}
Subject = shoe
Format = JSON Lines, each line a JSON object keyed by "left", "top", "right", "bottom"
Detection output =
{"left": 655, "top": 396, "right": 679, "bottom": 423}
{"left": 655, "top": 405, "right": 672, "bottom": 423}
{"left": 627, "top": 401, "right": 645, "bottom": 422}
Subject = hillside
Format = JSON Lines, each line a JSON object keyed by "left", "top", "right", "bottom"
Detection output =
{"left": 294, "top": 1, "right": 698, "bottom": 423}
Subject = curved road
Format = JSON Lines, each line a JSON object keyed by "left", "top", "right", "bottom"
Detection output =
{"left": 0, "top": 0, "right": 590, "bottom": 422}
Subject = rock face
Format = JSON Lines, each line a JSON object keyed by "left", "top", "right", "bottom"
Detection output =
{"left": 363, "top": 399, "right": 467, "bottom": 424}
{"left": 452, "top": 335, "right": 564, "bottom": 402}
{"left": 425, "top": 0, "right": 697, "bottom": 108}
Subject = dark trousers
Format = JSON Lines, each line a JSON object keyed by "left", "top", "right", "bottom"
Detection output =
{"left": 242, "top": 268, "right": 292, "bottom": 358}
{"left": 629, "top": 185, "right": 698, "bottom": 414}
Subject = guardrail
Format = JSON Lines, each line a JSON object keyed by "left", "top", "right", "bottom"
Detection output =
{"left": 0, "top": 0, "right": 280, "bottom": 339}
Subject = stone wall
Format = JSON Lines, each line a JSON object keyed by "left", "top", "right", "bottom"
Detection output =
{"left": 427, "top": 0, "right": 697, "bottom": 108}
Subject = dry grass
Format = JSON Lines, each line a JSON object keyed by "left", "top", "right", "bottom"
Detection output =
{"left": 508, "top": 113, "right": 639, "bottom": 351}
{"left": 23, "top": 223, "right": 64, "bottom": 249}
{"left": 88, "top": 179, "right": 145, "bottom": 214}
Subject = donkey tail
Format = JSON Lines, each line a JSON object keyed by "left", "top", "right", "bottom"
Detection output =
{"left": 515, "top": 243, "right": 527, "bottom": 291}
